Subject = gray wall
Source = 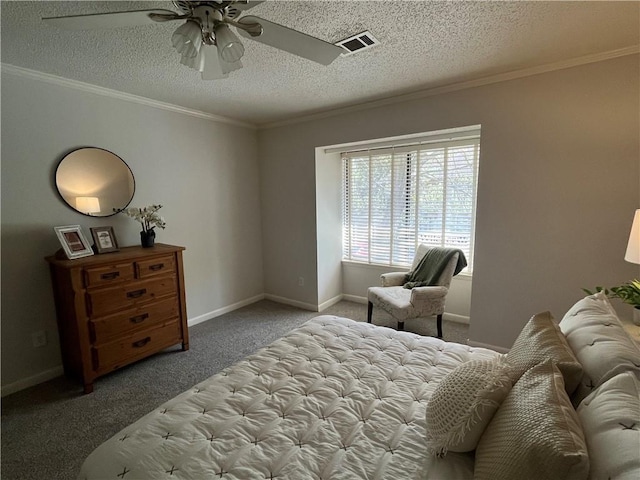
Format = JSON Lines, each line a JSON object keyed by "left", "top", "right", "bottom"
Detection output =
{"left": 1, "top": 71, "right": 263, "bottom": 392}
{"left": 258, "top": 54, "right": 639, "bottom": 350}
{"left": 2, "top": 53, "right": 638, "bottom": 393}
{"left": 315, "top": 150, "right": 343, "bottom": 307}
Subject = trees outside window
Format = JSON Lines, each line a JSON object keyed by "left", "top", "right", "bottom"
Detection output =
{"left": 342, "top": 134, "right": 480, "bottom": 272}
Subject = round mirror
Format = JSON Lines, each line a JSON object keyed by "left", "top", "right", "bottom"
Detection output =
{"left": 55, "top": 148, "right": 135, "bottom": 217}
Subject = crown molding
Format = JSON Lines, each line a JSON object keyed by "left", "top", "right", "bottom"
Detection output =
{"left": 260, "top": 45, "right": 640, "bottom": 130}
{"left": 3, "top": 45, "right": 637, "bottom": 131}
{"left": 0, "top": 63, "right": 257, "bottom": 129}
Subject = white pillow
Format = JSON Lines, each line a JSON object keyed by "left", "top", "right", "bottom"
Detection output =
{"left": 563, "top": 290, "right": 618, "bottom": 318}
{"left": 577, "top": 372, "right": 640, "bottom": 480}
{"left": 505, "top": 311, "right": 583, "bottom": 394}
{"left": 425, "top": 358, "right": 512, "bottom": 455}
{"left": 475, "top": 360, "right": 589, "bottom": 480}
{"left": 559, "top": 292, "right": 640, "bottom": 405}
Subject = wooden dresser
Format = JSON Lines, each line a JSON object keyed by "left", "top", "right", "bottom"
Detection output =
{"left": 46, "top": 243, "right": 189, "bottom": 393}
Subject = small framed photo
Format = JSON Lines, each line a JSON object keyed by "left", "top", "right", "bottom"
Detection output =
{"left": 90, "top": 226, "right": 120, "bottom": 254}
{"left": 54, "top": 225, "right": 94, "bottom": 259}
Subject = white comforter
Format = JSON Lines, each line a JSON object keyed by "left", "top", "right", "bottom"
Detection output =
{"left": 79, "top": 316, "right": 499, "bottom": 479}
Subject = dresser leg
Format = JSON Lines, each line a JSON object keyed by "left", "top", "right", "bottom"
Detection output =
{"left": 83, "top": 383, "right": 94, "bottom": 394}
{"left": 182, "top": 342, "right": 189, "bottom": 351}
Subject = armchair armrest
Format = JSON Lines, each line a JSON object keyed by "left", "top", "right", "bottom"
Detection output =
{"left": 381, "top": 271, "right": 409, "bottom": 287}
{"left": 410, "top": 285, "right": 449, "bottom": 305}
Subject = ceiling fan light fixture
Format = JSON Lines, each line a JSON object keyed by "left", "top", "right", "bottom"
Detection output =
{"left": 180, "top": 47, "right": 205, "bottom": 72}
{"left": 218, "top": 52, "right": 242, "bottom": 75}
{"left": 214, "top": 23, "right": 245, "bottom": 63}
{"left": 44, "top": 1, "right": 344, "bottom": 81}
{"left": 172, "top": 20, "right": 202, "bottom": 58}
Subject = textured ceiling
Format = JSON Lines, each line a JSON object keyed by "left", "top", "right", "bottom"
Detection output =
{"left": 1, "top": 1, "right": 639, "bottom": 126}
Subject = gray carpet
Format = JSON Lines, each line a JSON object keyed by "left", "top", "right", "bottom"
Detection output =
{"left": 0, "top": 299, "right": 469, "bottom": 480}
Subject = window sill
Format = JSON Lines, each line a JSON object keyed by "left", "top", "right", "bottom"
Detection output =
{"left": 341, "top": 260, "right": 473, "bottom": 280}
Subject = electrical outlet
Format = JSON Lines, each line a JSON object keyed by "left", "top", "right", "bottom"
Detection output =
{"left": 298, "top": 277, "right": 304, "bottom": 287}
{"left": 32, "top": 330, "right": 47, "bottom": 348}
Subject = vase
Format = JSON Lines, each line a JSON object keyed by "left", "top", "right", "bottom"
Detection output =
{"left": 140, "top": 229, "right": 155, "bottom": 248}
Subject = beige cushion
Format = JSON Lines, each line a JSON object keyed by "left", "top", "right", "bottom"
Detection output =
{"left": 367, "top": 285, "right": 447, "bottom": 321}
{"left": 475, "top": 360, "right": 590, "bottom": 480}
{"left": 505, "top": 311, "right": 583, "bottom": 394}
{"left": 559, "top": 292, "right": 640, "bottom": 405}
{"left": 577, "top": 371, "right": 640, "bottom": 480}
{"left": 425, "top": 358, "right": 512, "bottom": 455}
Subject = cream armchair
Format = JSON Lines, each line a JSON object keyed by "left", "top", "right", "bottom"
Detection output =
{"left": 367, "top": 244, "right": 461, "bottom": 338}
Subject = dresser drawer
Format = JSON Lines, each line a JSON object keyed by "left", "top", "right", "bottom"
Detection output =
{"left": 135, "top": 255, "right": 175, "bottom": 279}
{"left": 46, "top": 244, "right": 188, "bottom": 393}
{"left": 84, "top": 263, "right": 135, "bottom": 288}
{"left": 92, "top": 321, "right": 181, "bottom": 372}
{"left": 89, "top": 296, "right": 179, "bottom": 344}
{"left": 87, "top": 276, "right": 177, "bottom": 317}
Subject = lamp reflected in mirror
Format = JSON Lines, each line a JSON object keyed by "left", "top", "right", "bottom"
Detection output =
{"left": 75, "top": 196, "right": 101, "bottom": 216}
{"left": 55, "top": 148, "right": 135, "bottom": 217}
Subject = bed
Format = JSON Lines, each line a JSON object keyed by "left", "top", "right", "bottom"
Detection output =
{"left": 79, "top": 293, "right": 640, "bottom": 480}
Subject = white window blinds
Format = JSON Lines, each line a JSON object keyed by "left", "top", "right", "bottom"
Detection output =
{"left": 342, "top": 134, "right": 480, "bottom": 271}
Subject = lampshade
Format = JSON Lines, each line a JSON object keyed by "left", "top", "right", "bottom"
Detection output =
{"left": 625, "top": 209, "right": 640, "bottom": 264}
{"left": 214, "top": 23, "right": 245, "bottom": 63}
{"left": 180, "top": 47, "right": 205, "bottom": 71}
{"left": 181, "top": 46, "right": 242, "bottom": 76}
{"left": 172, "top": 20, "right": 203, "bottom": 58}
{"left": 76, "top": 196, "right": 100, "bottom": 215}
{"left": 218, "top": 50, "right": 242, "bottom": 75}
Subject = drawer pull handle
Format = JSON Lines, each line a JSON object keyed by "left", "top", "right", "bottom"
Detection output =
{"left": 132, "top": 337, "right": 151, "bottom": 348}
{"left": 149, "top": 264, "right": 164, "bottom": 271}
{"left": 101, "top": 272, "right": 120, "bottom": 280}
{"left": 127, "top": 288, "right": 147, "bottom": 299}
{"left": 129, "top": 313, "right": 149, "bottom": 324}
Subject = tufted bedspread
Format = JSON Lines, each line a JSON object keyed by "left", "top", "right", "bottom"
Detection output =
{"left": 79, "top": 315, "right": 499, "bottom": 479}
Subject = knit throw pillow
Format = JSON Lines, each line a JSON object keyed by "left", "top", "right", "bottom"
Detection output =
{"left": 474, "top": 360, "right": 589, "bottom": 480}
{"left": 425, "top": 357, "right": 513, "bottom": 456}
{"left": 505, "top": 311, "right": 583, "bottom": 394}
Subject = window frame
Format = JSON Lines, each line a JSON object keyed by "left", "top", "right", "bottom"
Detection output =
{"left": 341, "top": 129, "right": 480, "bottom": 273}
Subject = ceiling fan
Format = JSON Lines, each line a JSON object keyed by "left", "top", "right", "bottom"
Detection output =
{"left": 43, "top": 1, "right": 345, "bottom": 80}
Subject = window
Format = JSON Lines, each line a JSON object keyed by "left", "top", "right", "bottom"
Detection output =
{"left": 341, "top": 129, "right": 480, "bottom": 272}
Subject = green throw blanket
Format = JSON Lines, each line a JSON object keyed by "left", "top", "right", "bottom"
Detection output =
{"left": 404, "top": 247, "right": 467, "bottom": 289}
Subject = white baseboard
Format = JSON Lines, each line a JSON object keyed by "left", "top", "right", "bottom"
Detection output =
{"left": 318, "top": 294, "right": 344, "bottom": 311}
{"left": 468, "top": 340, "right": 510, "bottom": 354}
{"left": 188, "top": 294, "right": 265, "bottom": 327}
{"left": 342, "top": 294, "right": 367, "bottom": 304}
{"left": 264, "top": 294, "right": 318, "bottom": 312}
{"left": 443, "top": 313, "right": 470, "bottom": 325}
{"left": 1, "top": 365, "right": 64, "bottom": 398}
{"left": 2, "top": 293, "right": 479, "bottom": 396}
{"left": 3, "top": 295, "right": 266, "bottom": 396}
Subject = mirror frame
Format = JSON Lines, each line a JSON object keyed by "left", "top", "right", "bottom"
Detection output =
{"left": 54, "top": 147, "right": 136, "bottom": 218}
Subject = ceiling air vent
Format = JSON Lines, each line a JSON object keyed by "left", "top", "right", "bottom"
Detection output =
{"left": 335, "top": 31, "right": 380, "bottom": 56}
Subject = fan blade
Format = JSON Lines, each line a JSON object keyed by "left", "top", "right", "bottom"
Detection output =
{"left": 42, "top": 9, "right": 180, "bottom": 30}
{"left": 236, "top": 15, "right": 343, "bottom": 65}
{"left": 201, "top": 46, "right": 229, "bottom": 80}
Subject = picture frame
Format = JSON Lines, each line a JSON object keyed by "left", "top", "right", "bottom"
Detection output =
{"left": 90, "top": 226, "right": 120, "bottom": 254}
{"left": 54, "top": 225, "right": 94, "bottom": 259}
